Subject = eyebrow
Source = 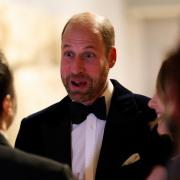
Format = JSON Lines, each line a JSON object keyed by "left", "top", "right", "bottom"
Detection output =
{"left": 62, "top": 44, "right": 70, "bottom": 49}
{"left": 85, "top": 45, "right": 95, "bottom": 49}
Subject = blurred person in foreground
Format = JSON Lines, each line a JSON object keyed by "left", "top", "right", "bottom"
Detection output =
{"left": 147, "top": 45, "right": 180, "bottom": 180}
{"left": 15, "top": 12, "right": 173, "bottom": 180}
{"left": 0, "top": 51, "right": 73, "bottom": 180}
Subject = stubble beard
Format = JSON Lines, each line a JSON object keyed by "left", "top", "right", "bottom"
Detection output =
{"left": 62, "top": 67, "right": 109, "bottom": 104}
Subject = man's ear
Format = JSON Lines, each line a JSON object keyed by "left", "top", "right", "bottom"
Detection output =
{"left": 2, "top": 94, "right": 13, "bottom": 115}
{"left": 108, "top": 47, "right": 116, "bottom": 68}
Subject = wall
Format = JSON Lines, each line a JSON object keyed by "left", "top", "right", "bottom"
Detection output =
{"left": 0, "top": 0, "right": 128, "bottom": 145}
{"left": 2, "top": 0, "right": 180, "bottom": 145}
{"left": 126, "top": 2, "right": 180, "bottom": 96}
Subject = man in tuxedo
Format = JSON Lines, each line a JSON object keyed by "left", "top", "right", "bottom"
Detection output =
{"left": 0, "top": 51, "right": 72, "bottom": 180}
{"left": 15, "top": 12, "right": 173, "bottom": 180}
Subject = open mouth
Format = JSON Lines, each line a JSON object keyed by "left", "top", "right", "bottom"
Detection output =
{"left": 71, "top": 80, "right": 87, "bottom": 88}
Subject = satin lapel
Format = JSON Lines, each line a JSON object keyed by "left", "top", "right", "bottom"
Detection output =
{"left": 41, "top": 97, "right": 72, "bottom": 166}
{"left": 96, "top": 80, "right": 140, "bottom": 179}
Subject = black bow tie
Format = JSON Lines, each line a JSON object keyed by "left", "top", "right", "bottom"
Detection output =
{"left": 70, "top": 97, "right": 106, "bottom": 124}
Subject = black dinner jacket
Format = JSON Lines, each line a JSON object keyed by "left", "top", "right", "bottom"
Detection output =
{"left": 0, "top": 133, "right": 72, "bottom": 180}
{"left": 15, "top": 79, "right": 172, "bottom": 180}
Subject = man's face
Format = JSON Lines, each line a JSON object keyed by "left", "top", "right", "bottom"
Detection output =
{"left": 60, "top": 23, "right": 111, "bottom": 105}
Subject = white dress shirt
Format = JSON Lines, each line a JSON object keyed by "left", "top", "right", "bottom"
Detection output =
{"left": 71, "top": 80, "right": 113, "bottom": 180}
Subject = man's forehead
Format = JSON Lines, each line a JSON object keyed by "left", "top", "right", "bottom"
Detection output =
{"left": 62, "top": 24, "right": 102, "bottom": 43}
{"left": 64, "top": 21, "right": 99, "bottom": 34}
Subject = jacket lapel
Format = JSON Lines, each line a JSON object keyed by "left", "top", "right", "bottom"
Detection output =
{"left": 95, "top": 79, "right": 141, "bottom": 179}
{"left": 41, "top": 97, "right": 72, "bottom": 166}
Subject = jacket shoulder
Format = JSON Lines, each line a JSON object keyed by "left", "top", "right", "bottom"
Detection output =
{"left": 111, "top": 79, "right": 156, "bottom": 122}
{"left": 133, "top": 93, "right": 156, "bottom": 122}
{"left": 0, "top": 145, "right": 72, "bottom": 180}
{"left": 22, "top": 96, "right": 70, "bottom": 125}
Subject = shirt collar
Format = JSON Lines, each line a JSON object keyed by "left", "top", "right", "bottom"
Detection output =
{"left": 102, "top": 79, "right": 114, "bottom": 115}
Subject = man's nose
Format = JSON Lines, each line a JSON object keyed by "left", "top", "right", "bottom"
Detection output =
{"left": 71, "top": 56, "right": 85, "bottom": 74}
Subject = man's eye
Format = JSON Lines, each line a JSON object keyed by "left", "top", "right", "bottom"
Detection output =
{"left": 83, "top": 52, "right": 96, "bottom": 59}
{"left": 64, "top": 51, "right": 74, "bottom": 58}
